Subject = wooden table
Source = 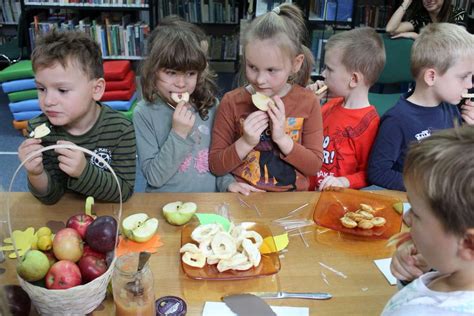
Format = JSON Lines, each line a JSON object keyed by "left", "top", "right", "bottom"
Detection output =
{"left": 0, "top": 191, "right": 406, "bottom": 316}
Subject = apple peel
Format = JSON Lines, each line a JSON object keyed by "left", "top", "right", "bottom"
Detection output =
{"left": 85, "top": 196, "right": 95, "bottom": 216}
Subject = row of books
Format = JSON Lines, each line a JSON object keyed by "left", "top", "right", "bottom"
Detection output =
{"left": 28, "top": 17, "right": 150, "bottom": 58}
{"left": 24, "top": 0, "right": 148, "bottom": 6}
{"left": 156, "top": 0, "right": 239, "bottom": 24}
{"left": 0, "top": 0, "right": 21, "bottom": 24}
{"left": 207, "top": 34, "right": 239, "bottom": 61}
{"left": 309, "top": 0, "right": 354, "bottom": 22}
{"left": 354, "top": 4, "right": 393, "bottom": 29}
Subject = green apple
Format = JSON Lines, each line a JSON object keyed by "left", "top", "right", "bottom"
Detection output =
{"left": 121, "top": 213, "right": 159, "bottom": 243}
{"left": 17, "top": 250, "right": 50, "bottom": 282}
{"left": 162, "top": 201, "right": 197, "bottom": 226}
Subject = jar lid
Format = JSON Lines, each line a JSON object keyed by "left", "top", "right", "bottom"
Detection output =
{"left": 155, "top": 296, "right": 187, "bottom": 316}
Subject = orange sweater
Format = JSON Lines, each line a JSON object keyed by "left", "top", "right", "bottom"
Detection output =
{"left": 209, "top": 85, "right": 323, "bottom": 191}
{"left": 309, "top": 98, "right": 380, "bottom": 190}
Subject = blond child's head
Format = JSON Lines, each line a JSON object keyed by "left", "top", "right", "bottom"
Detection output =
{"left": 241, "top": 3, "right": 314, "bottom": 91}
{"left": 32, "top": 30, "right": 103, "bottom": 80}
{"left": 324, "top": 27, "right": 385, "bottom": 88}
{"left": 411, "top": 23, "right": 474, "bottom": 79}
{"left": 140, "top": 18, "right": 216, "bottom": 120}
{"left": 403, "top": 126, "right": 474, "bottom": 272}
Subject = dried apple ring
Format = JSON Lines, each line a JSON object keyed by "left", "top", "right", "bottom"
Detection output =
{"left": 371, "top": 217, "right": 387, "bottom": 227}
{"left": 199, "top": 238, "right": 213, "bottom": 256}
{"left": 240, "top": 230, "right": 263, "bottom": 249}
{"left": 242, "top": 238, "right": 261, "bottom": 267}
{"left": 179, "top": 243, "right": 200, "bottom": 253}
{"left": 211, "top": 232, "right": 236, "bottom": 260}
{"left": 357, "top": 210, "right": 374, "bottom": 220}
{"left": 171, "top": 92, "right": 190, "bottom": 103}
{"left": 191, "top": 223, "right": 220, "bottom": 243}
{"left": 360, "top": 203, "right": 375, "bottom": 213}
{"left": 340, "top": 216, "right": 357, "bottom": 228}
{"left": 358, "top": 219, "right": 374, "bottom": 230}
{"left": 233, "top": 261, "right": 254, "bottom": 271}
{"left": 182, "top": 251, "right": 206, "bottom": 268}
{"left": 345, "top": 212, "right": 364, "bottom": 222}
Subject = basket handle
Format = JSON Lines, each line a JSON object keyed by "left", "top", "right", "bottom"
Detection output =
{"left": 6, "top": 144, "right": 123, "bottom": 261}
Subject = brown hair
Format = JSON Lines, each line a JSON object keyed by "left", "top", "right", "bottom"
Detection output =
{"left": 325, "top": 27, "right": 385, "bottom": 87}
{"left": 408, "top": 0, "right": 454, "bottom": 23}
{"left": 241, "top": 3, "right": 314, "bottom": 86}
{"left": 31, "top": 30, "right": 103, "bottom": 79}
{"left": 140, "top": 17, "right": 216, "bottom": 120}
{"left": 410, "top": 23, "right": 474, "bottom": 78}
{"left": 404, "top": 125, "right": 474, "bottom": 236}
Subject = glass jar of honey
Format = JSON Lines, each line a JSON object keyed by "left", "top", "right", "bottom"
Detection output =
{"left": 112, "top": 252, "right": 155, "bottom": 316}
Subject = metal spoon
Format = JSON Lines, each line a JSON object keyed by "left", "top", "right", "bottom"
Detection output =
{"left": 125, "top": 251, "right": 151, "bottom": 296}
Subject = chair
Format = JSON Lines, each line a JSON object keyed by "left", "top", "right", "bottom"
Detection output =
{"left": 0, "top": 13, "right": 28, "bottom": 70}
{"left": 368, "top": 33, "right": 414, "bottom": 116}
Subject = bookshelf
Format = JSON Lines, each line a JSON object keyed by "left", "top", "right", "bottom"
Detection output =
{"left": 20, "top": 0, "right": 156, "bottom": 60}
{"left": 155, "top": 0, "right": 243, "bottom": 72}
{"left": 1, "top": 0, "right": 21, "bottom": 45}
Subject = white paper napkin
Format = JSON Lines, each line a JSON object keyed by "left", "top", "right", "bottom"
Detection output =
{"left": 202, "top": 301, "right": 309, "bottom": 316}
{"left": 374, "top": 258, "right": 397, "bottom": 285}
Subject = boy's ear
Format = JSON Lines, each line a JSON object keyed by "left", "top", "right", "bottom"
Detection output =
{"left": 292, "top": 54, "right": 305, "bottom": 73}
{"left": 423, "top": 68, "right": 437, "bottom": 87}
{"left": 458, "top": 228, "right": 474, "bottom": 261}
{"left": 349, "top": 72, "right": 364, "bottom": 88}
{"left": 92, "top": 78, "right": 106, "bottom": 101}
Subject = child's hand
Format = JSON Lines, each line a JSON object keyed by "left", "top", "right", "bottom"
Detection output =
{"left": 307, "top": 80, "right": 327, "bottom": 98}
{"left": 460, "top": 98, "right": 474, "bottom": 125}
{"left": 241, "top": 110, "right": 269, "bottom": 147}
{"left": 318, "top": 176, "right": 350, "bottom": 191}
{"left": 18, "top": 138, "right": 44, "bottom": 176}
{"left": 172, "top": 101, "right": 196, "bottom": 139}
{"left": 268, "top": 95, "right": 287, "bottom": 143}
{"left": 55, "top": 140, "right": 87, "bottom": 178}
{"left": 390, "top": 240, "right": 429, "bottom": 282}
{"left": 228, "top": 182, "right": 265, "bottom": 195}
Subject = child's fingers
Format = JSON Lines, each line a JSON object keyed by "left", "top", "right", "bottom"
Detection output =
{"left": 318, "top": 176, "right": 333, "bottom": 191}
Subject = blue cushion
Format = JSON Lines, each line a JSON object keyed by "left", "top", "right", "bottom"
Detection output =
{"left": 102, "top": 92, "right": 137, "bottom": 111}
{"left": 1, "top": 78, "right": 36, "bottom": 93}
{"left": 12, "top": 111, "right": 42, "bottom": 121}
{"left": 9, "top": 99, "right": 40, "bottom": 113}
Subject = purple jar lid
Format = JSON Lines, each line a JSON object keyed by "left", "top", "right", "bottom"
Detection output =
{"left": 155, "top": 296, "right": 187, "bottom": 316}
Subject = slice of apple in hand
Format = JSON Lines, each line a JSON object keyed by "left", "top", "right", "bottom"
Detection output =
{"left": 251, "top": 92, "right": 274, "bottom": 111}
{"left": 121, "top": 213, "right": 159, "bottom": 243}
{"left": 162, "top": 201, "right": 197, "bottom": 226}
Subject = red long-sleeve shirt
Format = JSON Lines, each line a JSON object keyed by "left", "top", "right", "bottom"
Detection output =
{"left": 209, "top": 85, "right": 323, "bottom": 191}
{"left": 309, "top": 98, "right": 380, "bottom": 190}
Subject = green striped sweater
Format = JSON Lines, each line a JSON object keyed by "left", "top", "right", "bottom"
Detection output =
{"left": 27, "top": 104, "right": 136, "bottom": 204}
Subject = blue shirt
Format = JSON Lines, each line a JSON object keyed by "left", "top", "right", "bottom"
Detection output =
{"left": 368, "top": 93, "right": 462, "bottom": 191}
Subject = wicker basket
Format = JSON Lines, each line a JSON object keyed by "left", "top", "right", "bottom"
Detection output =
{"left": 7, "top": 144, "right": 122, "bottom": 315}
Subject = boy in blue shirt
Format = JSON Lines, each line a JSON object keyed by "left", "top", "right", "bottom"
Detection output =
{"left": 368, "top": 23, "right": 474, "bottom": 191}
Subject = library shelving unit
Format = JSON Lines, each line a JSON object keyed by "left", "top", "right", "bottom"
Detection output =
{"left": 155, "top": 0, "right": 243, "bottom": 73}
{"left": 20, "top": 0, "right": 156, "bottom": 60}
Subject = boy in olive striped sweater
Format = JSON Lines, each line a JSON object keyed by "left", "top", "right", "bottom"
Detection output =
{"left": 18, "top": 31, "right": 136, "bottom": 204}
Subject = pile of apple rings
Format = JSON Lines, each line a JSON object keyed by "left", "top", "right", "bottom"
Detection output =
{"left": 339, "top": 203, "right": 387, "bottom": 229}
{"left": 180, "top": 223, "right": 263, "bottom": 272}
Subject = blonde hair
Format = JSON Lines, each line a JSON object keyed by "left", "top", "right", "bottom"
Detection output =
{"left": 325, "top": 27, "right": 385, "bottom": 87}
{"left": 404, "top": 125, "right": 474, "bottom": 236}
{"left": 411, "top": 23, "right": 474, "bottom": 78}
{"left": 140, "top": 18, "right": 217, "bottom": 120}
{"left": 242, "top": 3, "right": 314, "bottom": 86}
{"left": 32, "top": 30, "right": 103, "bottom": 80}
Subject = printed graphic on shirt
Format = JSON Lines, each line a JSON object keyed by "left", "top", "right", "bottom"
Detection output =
{"left": 90, "top": 148, "right": 112, "bottom": 170}
{"left": 239, "top": 117, "right": 304, "bottom": 190}
{"left": 178, "top": 149, "right": 209, "bottom": 174}
{"left": 414, "top": 129, "right": 431, "bottom": 141}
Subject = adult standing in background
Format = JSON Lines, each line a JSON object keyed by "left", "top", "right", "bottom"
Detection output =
{"left": 386, "top": 0, "right": 467, "bottom": 39}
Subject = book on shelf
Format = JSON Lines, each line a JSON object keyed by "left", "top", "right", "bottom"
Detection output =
{"left": 0, "top": 0, "right": 21, "bottom": 24}
{"left": 157, "top": 0, "right": 238, "bottom": 24}
{"left": 28, "top": 14, "right": 150, "bottom": 58}
{"left": 255, "top": 0, "right": 291, "bottom": 16}
{"left": 207, "top": 33, "right": 239, "bottom": 61}
{"left": 309, "top": 0, "right": 353, "bottom": 22}
{"left": 23, "top": 0, "right": 149, "bottom": 7}
{"left": 354, "top": 4, "right": 393, "bottom": 29}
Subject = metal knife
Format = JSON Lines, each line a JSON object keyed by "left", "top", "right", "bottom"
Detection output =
{"left": 247, "top": 291, "right": 332, "bottom": 300}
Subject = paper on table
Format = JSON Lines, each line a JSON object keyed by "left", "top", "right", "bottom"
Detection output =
{"left": 374, "top": 258, "right": 397, "bottom": 285}
{"left": 203, "top": 302, "right": 309, "bottom": 316}
{"left": 260, "top": 233, "right": 289, "bottom": 254}
{"left": 195, "top": 213, "right": 231, "bottom": 231}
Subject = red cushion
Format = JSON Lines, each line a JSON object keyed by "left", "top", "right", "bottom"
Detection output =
{"left": 103, "top": 60, "right": 131, "bottom": 81}
{"left": 105, "top": 70, "right": 135, "bottom": 91}
{"left": 100, "top": 83, "right": 136, "bottom": 101}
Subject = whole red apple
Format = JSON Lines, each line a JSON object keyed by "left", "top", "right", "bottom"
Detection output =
{"left": 82, "top": 245, "right": 106, "bottom": 260}
{"left": 66, "top": 214, "right": 94, "bottom": 239}
{"left": 78, "top": 255, "right": 107, "bottom": 283}
{"left": 53, "top": 228, "right": 83, "bottom": 262}
{"left": 45, "top": 260, "right": 82, "bottom": 290}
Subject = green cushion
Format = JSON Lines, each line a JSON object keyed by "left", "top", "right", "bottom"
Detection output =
{"left": 0, "top": 60, "right": 34, "bottom": 83}
{"left": 120, "top": 99, "right": 138, "bottom": 121}
{"left": 378, "top": 34, "right": 414, "bottom": 84}
{"left": 8, "top": 89, "right": 38, "bottom": 102}
{"left": 369, "top": 92, "right": 401, "bottom": 116}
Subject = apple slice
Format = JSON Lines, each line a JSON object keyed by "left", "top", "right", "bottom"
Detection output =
{"left": 171, "top": 92, "right": 190, "bottom": 103}
{"left": 29, "top": 123, "right": 51, "bottom": 138}
{"left": 251, "top": 92, "right": 274, "bottom": 111}
{"left": 122, "top": 213, "right": 159, "bottom": 243}
{"left": 163, "top": 201, "right": 197, "bottom": 226}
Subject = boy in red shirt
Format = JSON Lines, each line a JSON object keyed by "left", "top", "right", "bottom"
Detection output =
{"left": 308, "top": 27, "right": 385, "bottom": 191}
